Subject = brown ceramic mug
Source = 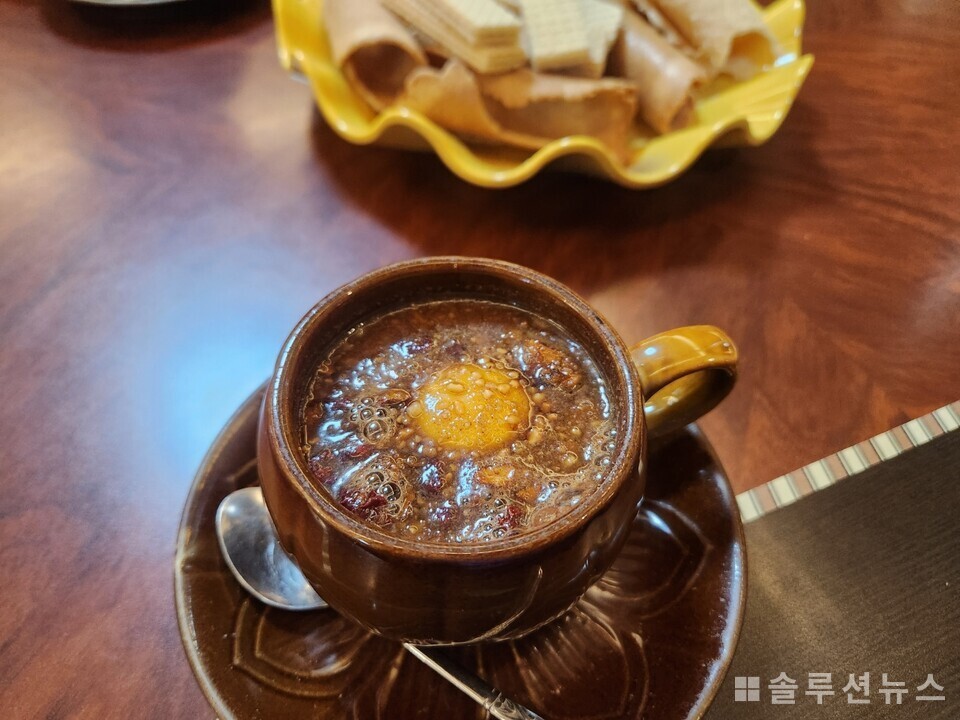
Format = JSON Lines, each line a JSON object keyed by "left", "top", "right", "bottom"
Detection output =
{"left": 258, "top": 257, "right": 737, "bottom": 644}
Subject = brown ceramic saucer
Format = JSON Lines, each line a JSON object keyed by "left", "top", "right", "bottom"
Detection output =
{"left": 175, "top": 386, "right": 746, "bottom": 720}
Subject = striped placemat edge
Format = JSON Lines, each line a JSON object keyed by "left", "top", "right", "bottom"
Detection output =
{"left": 736, "top": 401, "right": 960, "bottom": 524}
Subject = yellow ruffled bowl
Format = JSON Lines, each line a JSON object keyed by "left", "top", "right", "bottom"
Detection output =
{"left": 273, "top": 0, "right": 814, "bottom": 188}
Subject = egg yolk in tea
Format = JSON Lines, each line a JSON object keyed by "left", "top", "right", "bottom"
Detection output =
{"left": 409, "top": 363, "right": 530, "bottom": 451}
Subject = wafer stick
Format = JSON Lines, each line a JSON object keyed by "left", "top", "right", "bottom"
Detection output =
{"left": 518, "top": 0, "right": 591, "bottom": 70}
{"left": 572, "top": 0, "right": 624, "bottom": 78}
{"left": 436, "top": 0, "right": 522, "bottom": 45}
{"left": 384, "top": 0, "right": 527, "bottom": 73}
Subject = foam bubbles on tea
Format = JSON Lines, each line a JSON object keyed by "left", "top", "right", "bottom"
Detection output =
{"left": 300, "top": 300, "right": 613, "bottom": 544}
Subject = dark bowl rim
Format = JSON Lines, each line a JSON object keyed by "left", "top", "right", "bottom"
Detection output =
{"left": 266, "top": 256, "right": 645, "bottom": 562}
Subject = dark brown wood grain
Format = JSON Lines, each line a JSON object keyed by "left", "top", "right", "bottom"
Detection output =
{"left": 0, "top": 0, "right": 958, "bottom": 716}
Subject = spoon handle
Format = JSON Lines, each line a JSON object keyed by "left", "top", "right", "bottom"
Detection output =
{"left": 403, "top": 644, "right": 545, "bottom": 720}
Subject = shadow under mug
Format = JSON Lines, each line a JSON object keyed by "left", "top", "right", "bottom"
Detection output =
{"left": 258, "top": 257, "right": 737, "bottom": 644}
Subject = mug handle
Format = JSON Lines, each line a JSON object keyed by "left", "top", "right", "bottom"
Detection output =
{"left": 629, "top": 326, "right": 738, "bottom": 440}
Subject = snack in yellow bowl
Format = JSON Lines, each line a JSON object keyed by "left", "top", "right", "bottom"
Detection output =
{"left": 274, "top": 0, "right": 813, "bottom": 187}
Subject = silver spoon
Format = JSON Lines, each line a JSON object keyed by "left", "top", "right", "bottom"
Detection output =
{"left": 216, "top": 487, "right": 544, "bottom": 720}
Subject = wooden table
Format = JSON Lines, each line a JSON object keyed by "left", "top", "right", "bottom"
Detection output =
{"left": 0, "top": 0, "right": 957, "bottom": 716}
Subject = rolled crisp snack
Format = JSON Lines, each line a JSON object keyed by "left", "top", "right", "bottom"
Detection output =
{"left": 402, "top": 61, "right": 548, "bottom": 151}
{"left": 324, "top": 0, "right": 426, "bottom": 110}
{"left": 401, "top": 60, "right": 638, "bottom": 160}
{"left": 639, "top": 0, "right": 778, "bottom": 78}
{"left": 631, "top": 0, "right": 693, "bottom": 55}
{"left": 564, "top": 0, "right": 625, "bottom": 79}
{"left": 477, "top": 70, "right": 638, "bottom": 154}
{"left": 608, "top": 10, "right": 706, "bottom": 133}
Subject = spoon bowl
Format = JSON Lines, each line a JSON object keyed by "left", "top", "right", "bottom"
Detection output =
{"left": 216, "top": 486, "right": 326, "bottom": 611}
{"left": 215, "top": 487, "right": 544, "bottom": 720}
